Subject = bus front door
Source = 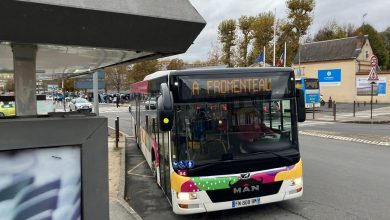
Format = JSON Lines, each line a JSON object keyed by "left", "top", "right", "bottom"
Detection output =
{"left": 158, "top": 131, "right": 172, "bottom": 201}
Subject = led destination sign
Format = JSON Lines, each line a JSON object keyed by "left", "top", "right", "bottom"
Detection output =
{"left": 192, "top": 78, "right": 272, "bottom": 96}
{"left": 174, "top": 72, "right": 292, "bottom": 101}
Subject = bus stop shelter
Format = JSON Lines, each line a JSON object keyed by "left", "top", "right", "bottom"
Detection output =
{"left": 0, "top": 0, "right": 205, "bottom": 116}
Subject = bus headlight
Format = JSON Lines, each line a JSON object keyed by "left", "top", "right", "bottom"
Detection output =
{"left": 177, "top": 192, "right": 197, "bottom": 200}
{"left": 291, "top": 177, "right": 303, "bottom": 186}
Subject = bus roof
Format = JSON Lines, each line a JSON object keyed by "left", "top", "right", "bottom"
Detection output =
{"left": 143, "top": 70, "right": 174, "bottom": 81}
{"left": 132, "top": 67, "right": 295, "bottom": 95}
{"left": 142, "top": 67, "right": 293, "bottom": 81}
{"left": 172, "top": 67, "right": 293, "bottom": 76}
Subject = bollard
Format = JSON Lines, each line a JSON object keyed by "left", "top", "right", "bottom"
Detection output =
{"left": 333, "top": 101, "right": 336, "bottom": 121}
{"left": 145, "top": 115, "right": 149, "bottom": 132}
{"left": 115, "top": 116, "right": 119, "bottom": 148}
{"left": 328, "top": 96, "right": 333, "bottom": 108}
{"left": 357, "top": 102, "right": 360, "bottom": 107}
{"left": 353, "top": 101, "right": 356, "bottom": 117}
{"left": 376, "top": 99, "right": 378, "bottom": 104}
{"left": 312, "top": 102, "right": 315, "bottom": 119}
{"left": 364, "top": 101, "right": 366, "bottom": 106}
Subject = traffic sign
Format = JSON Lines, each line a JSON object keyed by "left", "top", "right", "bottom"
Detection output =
{"left": 367, "top": 55, "right": 379, "bottom": 81}
{"left": 370, "top": 55, "right": 378, "bottom": 67}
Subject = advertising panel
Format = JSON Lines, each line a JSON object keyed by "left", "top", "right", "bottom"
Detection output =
{"left": 356, "top": 78, "right": 386, "bottom": 96}
{"left": 305, "top": 92, "right": 320, "bottom": 105}
{"left": 318, "top": 69, "right": 341, "bottom": 86}
{"left": 0, "top": 146, "right": 81, "bottom": 220}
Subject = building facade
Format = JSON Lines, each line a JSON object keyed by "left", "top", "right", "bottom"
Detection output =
{"left": 292, "top": 36, "right": 390, "bottom": 103}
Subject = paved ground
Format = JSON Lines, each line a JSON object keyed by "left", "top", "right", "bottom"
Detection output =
{"left": 108, "top": 121, "right": 140, "bottom": 220}
{"left": 124, "top": 134, "right": 390, "bottom": 219}
{"left": 299, "top": 121, "right": 390, "bottom": 145}
{"left": 97, "top": 103, "right": 390, "bottom": 219}
{"left": 307, "top": 103, "right": 390, "bottom": 123}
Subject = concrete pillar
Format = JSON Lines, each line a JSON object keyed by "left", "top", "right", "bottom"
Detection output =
{"left": 12, "top": 44, "right": 37, "bottom": 116}
{"left": 93, "top": 70, "right": 99, "bottom": 115}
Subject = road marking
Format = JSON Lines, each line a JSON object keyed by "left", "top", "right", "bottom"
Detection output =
{"left": 299, "top": 131, "right": 390, "bottom": 146}
{"left": 127, "top": 160, "right": 147, "bottom": 174}
{"left": 299, "top": 121, "right": 335, "bottom": 127}
{"left": 127, "top": 173, "right": 154, "bottom": 178}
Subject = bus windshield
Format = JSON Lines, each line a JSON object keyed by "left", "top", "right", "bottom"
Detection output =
{"left": 304, "top": 79, "right": 319, "bottom": 90}
{"left": 172, "top": 98, "right": 296, "bottom": 166}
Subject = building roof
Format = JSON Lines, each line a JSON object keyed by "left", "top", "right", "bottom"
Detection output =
{"left": 293, "top": 36, "right": 367, "bottom": 64}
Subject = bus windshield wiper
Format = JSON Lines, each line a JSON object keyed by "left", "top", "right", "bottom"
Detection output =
{"left": 248, "top": 150, "right": 293, "bottom": 166}
{"left": 190, "top": 158, "right": 234, "bottom": 172}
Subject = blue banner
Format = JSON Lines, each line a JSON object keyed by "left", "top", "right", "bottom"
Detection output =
{"left": 318, "top": 69, "right": 341, "bottom": 86}
{"left": 305, "top": 93, "right": 320, "bottom": 105}
{"left": 378, "top": 82, "right": 386, "bottom": 96}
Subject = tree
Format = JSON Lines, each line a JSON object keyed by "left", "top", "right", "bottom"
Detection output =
{"left": 238, "top": 16, "right": 255, "bottom": 66}
{"left": 249, "top": 12, "right": 274, "bottom": 64}
{"left": 355, "top": 24, "right": 389, "bottom": 70}
{"left": 277, "top": 21, "right": 299, "bottom": 66}
{"left": 105, "top": 65, "right": 131, "bottom": 93}
{"left": 314, "top": 21, "right": 347, "bottom": 42}
{"left": 313, "top": 21, "right": 356, "bottom": 42}
{"left": 130, "top": 60, "right": 160, "bottom": 82}
{"left": 63, "top": 79, "right": 75, "bottom": 92}
{"left": 381, "top": 27, "right": 390, "bottom": 69}
{"left": 167, "top": 58, "right": 185, "bottom": 70}
{"left": 286, "top": 0, "right": 315, "bottom": 37}
{"left": 343, "top": 23, "right": 357, "bottom": 37}
{"left": 206, "top": 41, "right": 222, "bottom": 65}
{"left": 218, "top": 19, "right": 237, "bottom": 67}
{"left": 279, "top": 0, "right": 315, "bottom": 66}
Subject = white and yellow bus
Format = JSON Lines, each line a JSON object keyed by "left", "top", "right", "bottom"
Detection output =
{"left": 130, "top": 67, "right": 306, "bottom": 214}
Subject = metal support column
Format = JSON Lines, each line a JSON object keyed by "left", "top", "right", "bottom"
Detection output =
{"left": 93, "top": 70, "right": 99, "bottom": 115}
{"left": 12, "top": 44, "right": 37, "bottom": 116}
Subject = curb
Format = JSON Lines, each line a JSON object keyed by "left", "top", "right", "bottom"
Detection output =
{"left": 341, "top": 120, "right": 390, "bottom": 124}
{"left": 306, "top": 119, "right": 390, "bottom": 124}
{"left": 107, "top": 126, "right": 142, "bottom": 220}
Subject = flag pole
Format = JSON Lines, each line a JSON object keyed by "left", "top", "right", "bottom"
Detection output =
{"left": 284, "top": 41, "right": 287, "bottom": 67}
{"left": 263, "top": 46, "right": 266, "bottom": 67}
{"left": 273, "top": 8, "right": 276, "bottom": 67}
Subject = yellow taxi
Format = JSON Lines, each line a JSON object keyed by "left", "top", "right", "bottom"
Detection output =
{"left": 0, "top": 101, "right": 16, "bottom": 117}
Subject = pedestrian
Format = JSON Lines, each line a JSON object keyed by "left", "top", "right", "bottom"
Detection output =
{"left": 115, "top": 95, "right": 120, "bottom": 108}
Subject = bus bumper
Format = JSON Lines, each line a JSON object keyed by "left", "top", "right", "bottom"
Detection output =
{"left": 172, "top": 179, "right": 303, "bottom": 215}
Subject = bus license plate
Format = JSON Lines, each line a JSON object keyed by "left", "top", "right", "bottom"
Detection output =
{"left": 232, "top": 197, "right": 260, "bottom": 208}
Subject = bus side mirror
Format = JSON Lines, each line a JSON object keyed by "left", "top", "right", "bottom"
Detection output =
{"left": 296, "top": 89, "right": 306, "bottom": 122}
{"left": 158, "top": 83, "right": 174, "bottom": 131}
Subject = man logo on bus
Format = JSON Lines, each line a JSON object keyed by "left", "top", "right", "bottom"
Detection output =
{"left": 230, "top": 176, "right": 263, "bottom": 194}
{"left": 240, "top": 173, "right": 250, "bottom": 179}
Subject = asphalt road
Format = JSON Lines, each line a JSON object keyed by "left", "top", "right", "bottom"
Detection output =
{"left": 101, "top": 105, "right": 390, "bottom": 219}
{"left": 299, "top": 121, "right": 390, "bottom": 143}
{"left": 99, "top": 105, "right": 134, "bottom": 136}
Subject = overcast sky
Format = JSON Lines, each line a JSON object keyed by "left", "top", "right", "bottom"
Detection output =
{"left": 171, "top": 0, "right": 390, "bottom": 62}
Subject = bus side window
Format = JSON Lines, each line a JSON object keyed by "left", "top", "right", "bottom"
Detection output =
{"left": 152, "top": 118, "right": 158, "bottom": 141}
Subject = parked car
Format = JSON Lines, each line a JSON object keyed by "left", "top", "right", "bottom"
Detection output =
{"left": 54, "top": 94, "right": 64, "bottom": 102}
{"left": 0, "top": 101, "right": 15, "bottom": 118}
{"left": 144, "top": 97, "right": 157, "bottom": 110}
{"left": 69, "top": 98, "right": 92, "bottom": 112}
